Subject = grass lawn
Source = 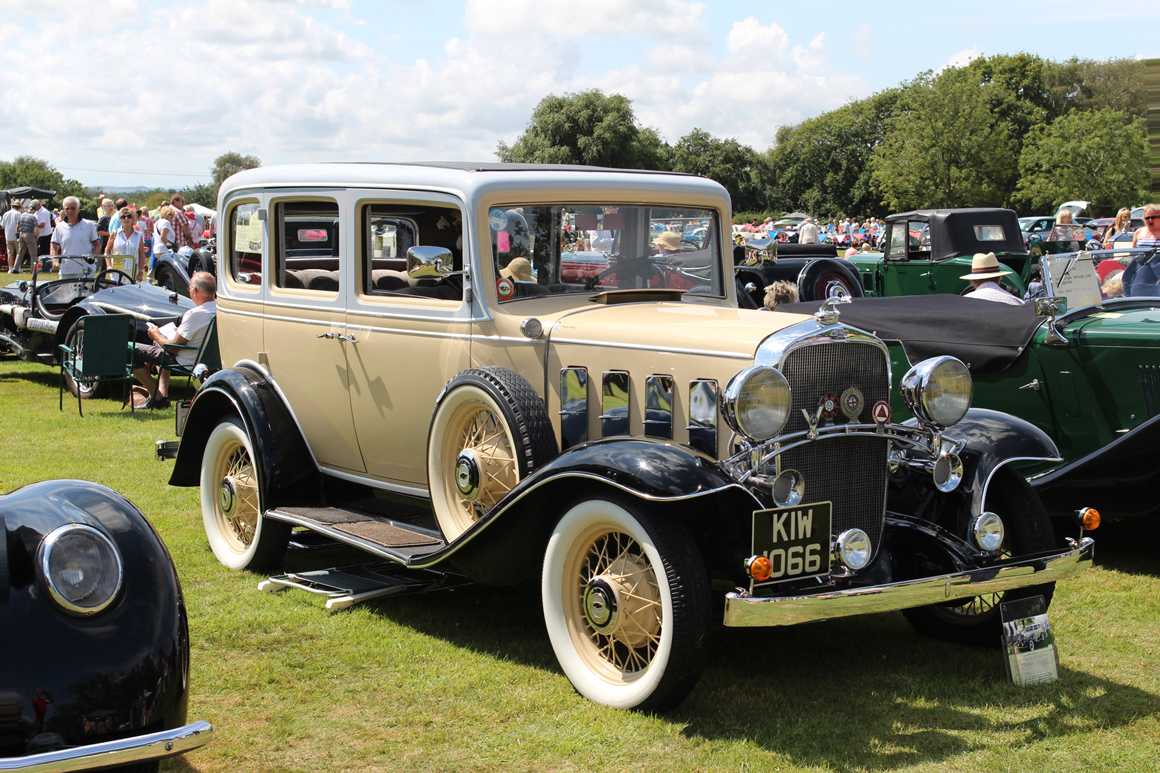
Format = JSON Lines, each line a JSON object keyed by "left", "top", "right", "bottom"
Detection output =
{"left": 2, "top": 357, "right": 1157, "bottom": 773}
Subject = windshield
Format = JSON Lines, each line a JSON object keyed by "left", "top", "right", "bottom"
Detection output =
{"left": 488, "top": 204, "right": 723, "bottom": 301}
{"left": 1039, "top": 248, "right": 1160, "bottom": 306}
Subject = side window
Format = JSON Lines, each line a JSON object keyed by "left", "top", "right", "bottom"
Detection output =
{"left": 361, "top": 203, "right": 463, "bottom": 300}
{"left": 273, "top": 200, "right": 340, "bottom": 292}
{"left": 228, "top": 201, "right": 262, "bottom": 286}
{"left": 886, "top": 224, "right": 907, "bottom": 260}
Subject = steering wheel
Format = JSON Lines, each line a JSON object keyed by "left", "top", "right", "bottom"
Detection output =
{"left": 584, "top": 257, "right": 664, "bottom": 291}
{"left": 96, "top": 268, "right": 135, "bottom": 286}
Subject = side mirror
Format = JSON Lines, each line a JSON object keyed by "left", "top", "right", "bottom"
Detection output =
{"left": 407, "top": 245, "right": 454, "bottom": 278}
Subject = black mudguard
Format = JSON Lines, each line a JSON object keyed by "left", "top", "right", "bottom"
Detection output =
{"left": 168, "top": 364, "right": 316, "bottom": 508}
{"left": 909, "top": 408, "right": 1059, "bottom": 517}
{"left": 446, "top": 438, "right": 757, "bottom": 585}
{"left": 1032, "top": 412, "right": 1160, "bottom": 521}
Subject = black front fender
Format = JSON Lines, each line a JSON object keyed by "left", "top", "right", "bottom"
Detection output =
{"left": 168, "top": 364, "right": 316, "bottom": 508}
{"left": 941, "top": 408, "right": 1060, "bottom": 515}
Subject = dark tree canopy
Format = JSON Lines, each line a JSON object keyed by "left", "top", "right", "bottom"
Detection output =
{"left": 497, "top": 90, "right": 667, "bottom": 171}
{"left": 211, "top": 152, "right": 262, "bottom": 189}
{"left": 669, "top": 128, "right": 768, "bottom": 212}
{"left": 0, "top": 155, "right": 85, "bottom": 202}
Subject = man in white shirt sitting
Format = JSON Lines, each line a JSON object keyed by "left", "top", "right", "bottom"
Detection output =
{"left": 131, "top": 271, "right": 217, "bottom": 408}
{"left": 961, "top": 252, "right": 1023, "bottom": 305}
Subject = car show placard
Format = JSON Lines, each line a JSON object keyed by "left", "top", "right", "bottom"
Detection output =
{"left": 1000, "top": 595, "right": 1060, "bottom": 685}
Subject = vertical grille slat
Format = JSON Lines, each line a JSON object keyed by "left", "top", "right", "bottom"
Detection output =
{"left": 780, "top": 341, "right": 891, "bottom": 546}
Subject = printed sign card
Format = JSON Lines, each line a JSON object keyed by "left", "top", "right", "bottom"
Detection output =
{"left": 1000, "top": 595, "right": 1060, "bottom": 685}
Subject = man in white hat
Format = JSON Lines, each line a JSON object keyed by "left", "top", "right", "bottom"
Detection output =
{"left": 961, "top": 252, "right": 1023, "bottom": 305}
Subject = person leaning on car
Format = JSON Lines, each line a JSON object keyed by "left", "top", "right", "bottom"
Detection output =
{"left": 51, "top": 197, "right": 102, "bottom": 278}
{"left": 131, "top": 271, "right": 217, "bottom": 409}
{"left": 961, "top": 252, "right": 1023, "bottom": 305}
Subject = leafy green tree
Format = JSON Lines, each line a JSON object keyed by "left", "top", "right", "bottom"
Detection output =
{"left": 211, "top": 152, "right": 262, "bottom": 189}
{"left": 767, "top": 88, "right": 901, "bottom": 219}
{"left": 497, "top": 90, "right": 668, "bottom": 170}
{"left": 1014, "top": 108, "right": 1148, "bottom": 216}
{"left": 180, "top": 182, "right": 219, "bottom": 209}
{"left": 871, "top": 68, "right": 1017, "bottom": 210}
{"left": 0, "top": 155, "right": 85, "bottom": 202}
{"left": 669, "top": 129, "right": 767, "bottom": 212}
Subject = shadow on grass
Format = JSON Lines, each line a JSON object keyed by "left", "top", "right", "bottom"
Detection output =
{"left": 1090, "top": 515, "right": 1160, "bottom": 577}
{"left": 0, "top": 360, "right": 59, "bottom": 389}
{"left": 271, "top": 545, "right": 1153, "bottom": 770}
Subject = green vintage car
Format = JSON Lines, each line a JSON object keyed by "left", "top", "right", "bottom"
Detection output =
{"left": 782, "top": 247, "right": 1160, "bottom": 523}
{"left": 845, "top": 208, "right": 1087, "bottom": 299}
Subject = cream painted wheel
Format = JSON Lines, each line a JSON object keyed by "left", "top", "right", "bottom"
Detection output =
{"left": 200, "top": 417, "right": 288, "bottom": 571}
{"left": 428, "top": 368, "right": 556, "bottom": 542}
{"left": 542, "top": 497, "right": 710, "bottom": 711}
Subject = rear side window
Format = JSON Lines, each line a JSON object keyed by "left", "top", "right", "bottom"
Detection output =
{"left": 228, "top": 201, "right": 262, "bottom": 286}
{"left": 273, "top": 200, "right": 340, "bottom": 293}
{"left": 974, "top": 225, "right": 1006, "bottom": 241}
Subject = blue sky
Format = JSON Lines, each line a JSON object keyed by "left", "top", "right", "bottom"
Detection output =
{"left": 0, "top": 0, "right": 1149, "bottom": 190}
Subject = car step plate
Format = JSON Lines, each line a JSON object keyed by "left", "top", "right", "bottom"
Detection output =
{"left": 258, "top": 562, "right": 472, "bottom": 611}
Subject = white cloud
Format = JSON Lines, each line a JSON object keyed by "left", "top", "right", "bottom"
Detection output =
{"left": 852, "top": 23, "right": 871, "bottom": 59}
{"left": 0, "top": 2, "right": 870, "bottom": 186}
{"left": 939, "top": 46, "right": 981, "bottom": 73}
{"left": 466, "top": 0, "right": 708, "bottom": 41}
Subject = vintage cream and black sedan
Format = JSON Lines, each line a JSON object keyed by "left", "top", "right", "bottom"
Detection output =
{"left": 161, "top": 163, "right": 1094, "bottom": 711}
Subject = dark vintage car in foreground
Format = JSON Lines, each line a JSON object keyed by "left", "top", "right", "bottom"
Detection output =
{"left": 161, "top": 163, "right": 1093, "bottom": 711}
{"left": 0, "top": 480, "right": 211, "bottom": 771}
{"left": 0, "top": 257, "right": 193, "bottom": 399}
{"left": 781, "top": 247, "right": 1160, "bottom": 524}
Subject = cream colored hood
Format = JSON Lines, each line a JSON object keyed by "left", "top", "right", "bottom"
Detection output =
{"left": 545, "top": 301, "right": 811, "bottom": 359}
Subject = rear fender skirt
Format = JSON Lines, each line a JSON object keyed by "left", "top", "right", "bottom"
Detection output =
{"left": 931, "top": 408, "right": 1060, "bottom": 516}
{"left": 1031, "top": 411, "right": 1160, "bottom": 521}
{"left": 169, "top": 365, "right": 316, "bottom": 506}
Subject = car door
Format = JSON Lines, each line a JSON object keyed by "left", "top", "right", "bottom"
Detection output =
{"left": 344, "top": 192, "right": 472, "bottom": 489}
{"left": 261, "top": 194, "right": 365, "bottom": 473}
{"left": 881, "top": 221, "right": 934, "bottom": 296}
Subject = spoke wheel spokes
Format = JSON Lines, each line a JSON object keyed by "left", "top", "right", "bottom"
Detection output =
{"left": 452, "top": 404, "right": 516, "bottom": 523}
{"left": 220, "top": 443, "right": 259, "bottom": 551}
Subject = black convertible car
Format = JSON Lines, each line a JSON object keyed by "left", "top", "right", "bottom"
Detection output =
{"left": 0, "top": 256, "right": 193, "bottom": 399}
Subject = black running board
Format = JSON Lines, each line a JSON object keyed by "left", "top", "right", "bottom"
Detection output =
{"left": 258, "top": 561, "right": 471, "bottom": 610}
{"left": 265, "top": 506, "right": 447, "bottom": 565}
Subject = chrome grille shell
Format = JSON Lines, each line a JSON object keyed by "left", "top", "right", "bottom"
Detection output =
{"left": 755, "top": 319, "right": 893, "bottom": 550}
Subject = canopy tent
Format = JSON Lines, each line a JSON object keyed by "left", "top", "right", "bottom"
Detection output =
{"left": 783, "top": 212, "right": 810, "bottom": 220}
{"left": 1, "top": 186, "right": 57, "bottom": 207}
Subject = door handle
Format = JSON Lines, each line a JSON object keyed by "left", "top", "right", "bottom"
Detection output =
{"left": 316, "top": 332, "right": 336, "bottom": 339}
{"left": 338, "top": 334, "right": 358, "bottom": 344}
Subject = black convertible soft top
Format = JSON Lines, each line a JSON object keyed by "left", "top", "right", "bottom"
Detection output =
{"left": 885, "top": 208, "right": 1027, "bottom": 262}
{"left": 777, "top": 294, "right": 1046, "bottom": 376}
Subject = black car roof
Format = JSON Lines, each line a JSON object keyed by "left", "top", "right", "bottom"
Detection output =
{"left": 885, "top": 208, "right": 1027, "bottom": 261}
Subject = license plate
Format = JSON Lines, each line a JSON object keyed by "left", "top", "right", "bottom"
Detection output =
{"left": 752, "top": 502, "right": 832, "bottom": 582}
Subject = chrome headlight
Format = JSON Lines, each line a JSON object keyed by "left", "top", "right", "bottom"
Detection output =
{"left": 900, "top": 356, "right": 972, "bottom": 429}
{"left": 971, "top": 512, "right": 1005, "bottom": 552}
{"left": 38, "top": 524, "right": 123, "bottom": 616}
{"left": 722, "top": 366, "right": 791, "bottom": 442}
{"left": 834, "top": 529, "right": 872, "bottom": 570}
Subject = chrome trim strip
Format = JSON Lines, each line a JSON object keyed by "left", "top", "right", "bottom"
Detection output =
{"left": 0, "top": 720, "right": 213, "bottom": 772}
{"left": 644, "top": 375, "right": 674, "bottom": 439}
{"left": 981, "top": 456, "right": 1063, "bottom": 506}
{"left": 755, "top": 319, "right": 893, "bottom": 391}
{"left": 342, "top": 324, "right": 473, "bottom": 341}
{"left": 723, "top": 538, "right": 1094, "bottom": 627}
{"left": 550, "top": 336, "right": 751, "bottom": 360}
{"left": 316, "top": 465, "right": 430, "bottom": 498}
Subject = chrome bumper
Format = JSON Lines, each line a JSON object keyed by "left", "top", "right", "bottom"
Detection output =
{"left": 723, "top": 538, "right": 1094, "bottom": 628}
{"left": 0, "top": 720, "right": 212, "bottom": 772}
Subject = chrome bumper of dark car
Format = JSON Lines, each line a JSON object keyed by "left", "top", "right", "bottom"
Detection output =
{"left": 0, "top": 720, "right": 212, "bottom": 772}
{"left": 723, "top": 538, "right": 1094, "bottom": 628}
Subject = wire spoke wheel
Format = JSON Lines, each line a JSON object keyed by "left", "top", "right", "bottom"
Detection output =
{"left": 200, "top": 417, "right": 289, "bottom": 571}
{"left": 542, "top": 497, "right": 710, "bottom": 711}
{"left": 428, "top": 368, "right": 555, "bottom": 542}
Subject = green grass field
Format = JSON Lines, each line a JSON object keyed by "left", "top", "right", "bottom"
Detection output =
{"left": 2, "top": 357, "right": 1157, "bottom": 773}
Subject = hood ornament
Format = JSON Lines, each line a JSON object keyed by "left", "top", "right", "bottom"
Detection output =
{"left": 814, "top": 296, "right": 849, "bottom": 326}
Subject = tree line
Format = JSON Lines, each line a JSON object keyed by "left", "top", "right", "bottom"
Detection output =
{"left": 498, "top": 54, "right": 1149, "bottom": 219}
{"left": 0, "top": 152, "right": 261, "bottom": 218}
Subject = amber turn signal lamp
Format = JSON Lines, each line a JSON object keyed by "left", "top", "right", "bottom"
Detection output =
{"left": 1075, "top": 507, "right": 1100, "bottom": 531}
{"left": 745, "top": 555, "right": 773, "bottom": 582}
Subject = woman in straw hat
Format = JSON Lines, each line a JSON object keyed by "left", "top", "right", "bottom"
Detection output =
{"left": 960, "top": 252, "right": 1023, "bottom": 305}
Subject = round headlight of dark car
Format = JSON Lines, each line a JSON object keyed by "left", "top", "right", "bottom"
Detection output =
{"left": 900, "top": 356, "right": 972, "bottom": 429}
{"left": 38, "top": 524, "right": 123, "bottom": 616}
{"left": 722, "top": 366, "right": 792, "bottom": 442}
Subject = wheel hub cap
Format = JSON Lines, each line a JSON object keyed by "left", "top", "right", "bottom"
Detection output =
{"left": 454, "top": 449, "right": 481, "bottom": 499}
{"left": 583, "top": 578, "right": 619, "bottom": 633}
{"left": 219, "top": 478, "right": 237, "bottom": 517}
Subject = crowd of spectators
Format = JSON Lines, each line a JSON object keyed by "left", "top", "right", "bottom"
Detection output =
{"left": 3, "top": 194, "right": 216, "bottom": 278}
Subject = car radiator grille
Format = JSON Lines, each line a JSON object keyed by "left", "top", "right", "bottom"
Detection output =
{"left": 779, "top": 340, "right": 891, "bottom": 547}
